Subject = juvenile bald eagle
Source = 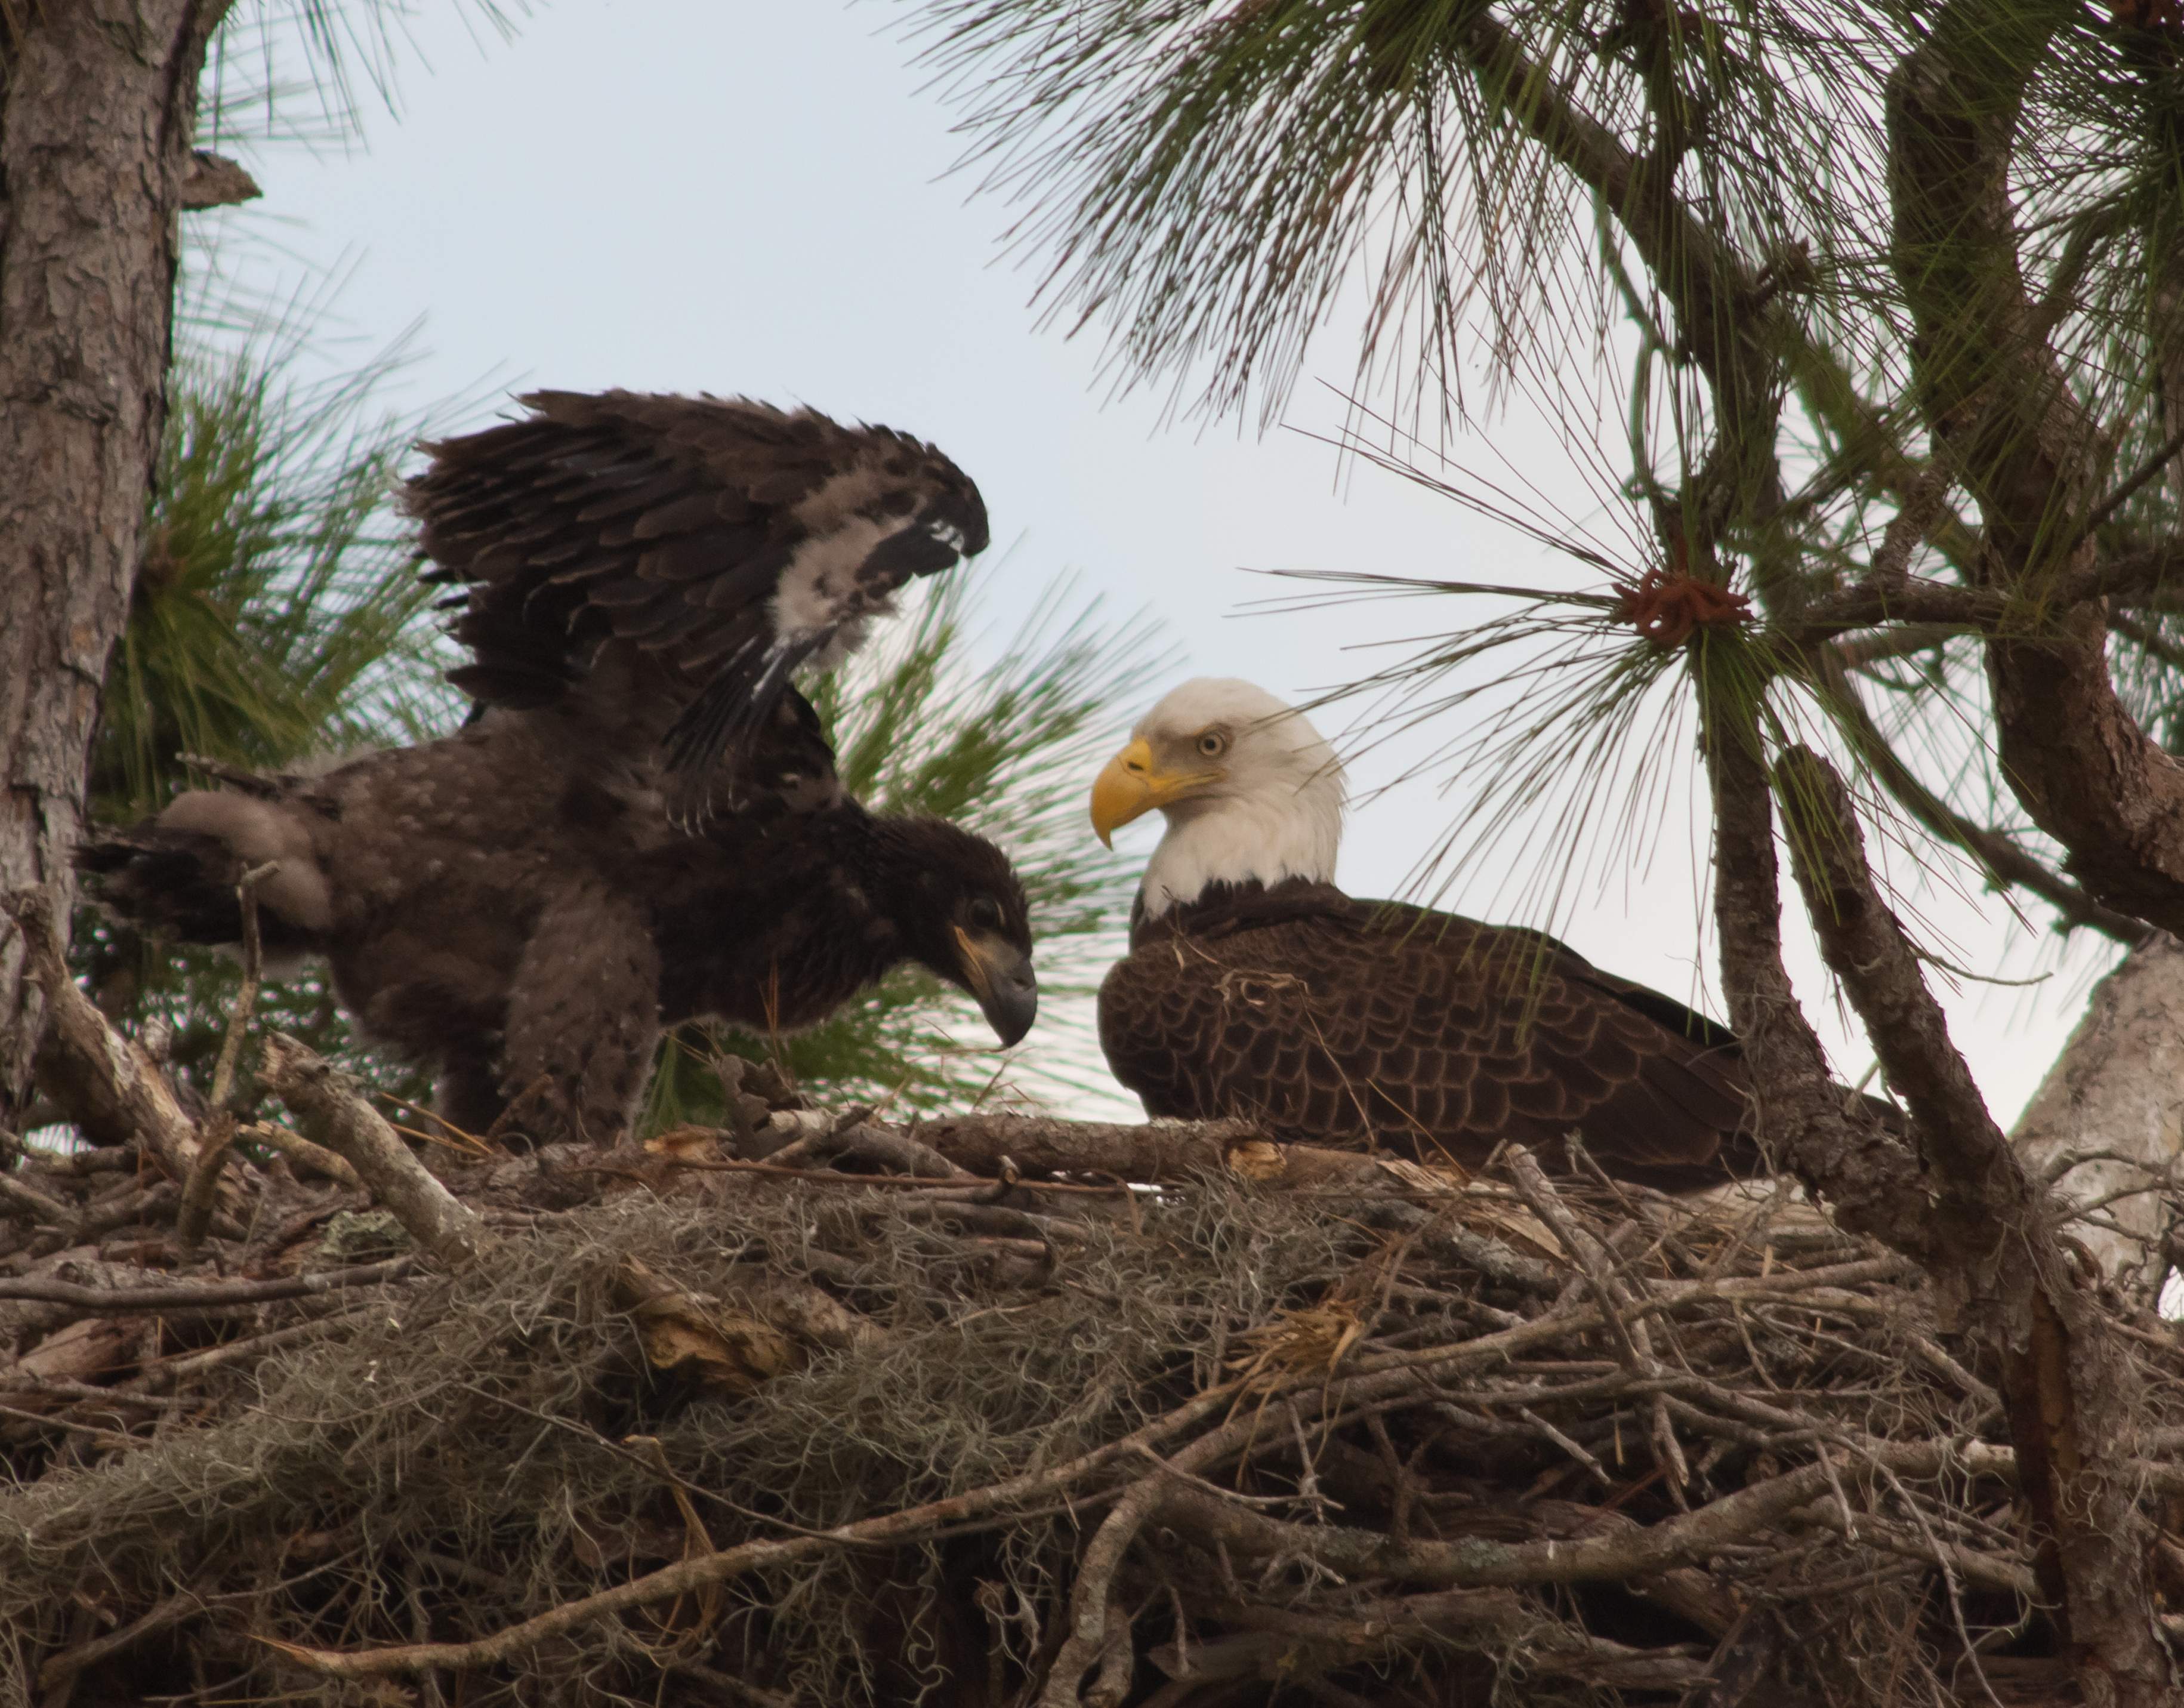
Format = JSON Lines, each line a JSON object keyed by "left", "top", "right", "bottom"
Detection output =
{"left": 81, "top": 393, "right": 1033, "bottom": 1146}
{"left": 411, "top": 389, "right": 991, "bottom": 818}
{"left": 1089, "top": 679, "right": 1759, "bottom": 1189}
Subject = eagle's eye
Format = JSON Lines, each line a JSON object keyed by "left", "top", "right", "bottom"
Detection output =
{"left": 1196, "top": 732, "right": 1227, "bottom": 759}
{"left": 968, "top": 896, "right": 1004, "bottom": 931}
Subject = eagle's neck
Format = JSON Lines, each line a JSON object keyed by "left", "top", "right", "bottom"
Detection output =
{"left": 1139, "top": 786, "right": 1342, "bottom": 920}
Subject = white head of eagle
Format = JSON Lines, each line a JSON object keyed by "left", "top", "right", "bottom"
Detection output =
{"left": 1090, "top": 677, "right": 1347, "bottom": 918}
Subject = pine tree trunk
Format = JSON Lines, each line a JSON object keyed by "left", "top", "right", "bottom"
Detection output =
{"left": 2013, "top": 935, "right": 2184, "bottom": 1300}
{"left": 0, "top": 0, "right": 232, "bottom": 1121}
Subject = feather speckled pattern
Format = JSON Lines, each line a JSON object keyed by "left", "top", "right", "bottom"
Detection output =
{"left": 81, "top": 388, "right": 1029, "bottom": 1149}
{"left": 83, "top": 692, "right": 1035, "bottom": 1148}
{"left": 404, "top": 390, "right": 988, "bottom": 808}
{"left": 1099, "top": 880, "right": 1758, "bottom": 1189}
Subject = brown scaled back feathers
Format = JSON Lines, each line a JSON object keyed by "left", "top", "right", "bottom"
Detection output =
{"left": 1100, "top": 878, "right": 1761, "bottom": 1191}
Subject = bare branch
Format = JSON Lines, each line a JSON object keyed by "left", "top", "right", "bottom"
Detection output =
{"left": 258, "top": 1032, "right": 491, "bottom": 1270}
{"left": 177, "top": 861, "right": 276, "bottom": 1250}
{"left": 1773, "top": 742, "right": 2170, "bottom": 1697}
{"left": 0, "top": 1257, "right": 412, "bottom": 1311}
{"left": 4, "top": 888, "right": 203, "bottom": 1178}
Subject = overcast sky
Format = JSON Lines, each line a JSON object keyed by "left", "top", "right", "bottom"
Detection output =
{"left": 203, "top": 0, "right": 2126, "bottom": 1126}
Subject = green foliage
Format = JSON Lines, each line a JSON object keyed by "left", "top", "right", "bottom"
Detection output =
{"left": 93, "top": 342, "right": 458, "bottom": 822}
{"left": 74, "top": 331, "right": 461, "bottom": 1114}
{"left": 916, "top": 0, "right": 2184, "bottom": 959}
{"left": 641, "top": 568, "right": 1170, "bottom": 1129}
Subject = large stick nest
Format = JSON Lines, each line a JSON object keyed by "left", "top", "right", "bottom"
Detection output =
{"left": 2, "top": 1084, "right": 2180, "bottom": 1708}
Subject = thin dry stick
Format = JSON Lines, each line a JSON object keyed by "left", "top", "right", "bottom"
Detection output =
{"left": 0, "top": 1257, "right": 413, "bottom": 1311}
{"left": 177, "top": 860, "right": 277, "bottom": 1250}
{"left": 258, "top": 1032, "right": 491, "bottom": 1269}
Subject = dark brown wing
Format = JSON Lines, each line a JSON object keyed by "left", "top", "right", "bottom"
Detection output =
{"left": 1099, "top": 885, "right": 1755, "bottom": 1186}
{"left": 403, "top": 390, "right": 988, "bottom": 796}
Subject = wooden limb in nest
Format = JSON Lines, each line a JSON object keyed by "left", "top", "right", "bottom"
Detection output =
{"left": 5, "top": 887, "right": 200, "bottom": 1177}
{"left": 1773, "top": 743, "right": 2165, "bottom": 1678}
{"left": 916, "top": 1114, "right": 1393, "bottom": 1191}
{"left": 177, "top": 861, "right": 276, "bottom": 1250}
{"left": 258, "top": 1032, "right": 491, "bottom": 1270}
{"left": 0, "top": 1256, "right": 412, "bottom": 1311}
{"left": 240, "top": 1120, "right": 362, "bottom": 1188}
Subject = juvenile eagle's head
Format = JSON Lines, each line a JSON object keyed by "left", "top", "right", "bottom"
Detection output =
{"left": 1090, "top": 677, "right": 1346, "bottom": 918}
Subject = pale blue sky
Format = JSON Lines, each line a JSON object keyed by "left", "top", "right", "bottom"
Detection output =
{"left": 200, "top": 0, "right": 2121, "bottom": 1125}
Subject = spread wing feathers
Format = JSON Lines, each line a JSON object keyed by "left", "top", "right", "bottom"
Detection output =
{"left": 1100, "top": 886, "right": 1756, "bottom": 1185}
{"left": 403, "top": 389, "right": 989, "bottom": 787}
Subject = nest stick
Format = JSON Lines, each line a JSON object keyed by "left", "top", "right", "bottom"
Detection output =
{"left": 0, "top": 1256, "right": 413, "bottom": 1311}
{"left": 177, "top": 861, "right": 277, "bottom": 1250}
{"left": 258, "top": 1032, "right": 491, "bottom": 1269}
{"left": 239, "top": 1120, "right": 362, "bottom": 1188}
{"left": 4, "top": 887, "right": 199, "bottom": 1175}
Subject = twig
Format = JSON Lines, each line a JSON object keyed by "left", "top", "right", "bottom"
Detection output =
{"left": 0, "top": 1401, "right": 138, "bottom": 1450}
{"left": 272, "top": 1376, "right": 1256, "bottom": 1678}
{"left": 3, "top": 887, "right": 202, "bottom": 1175}
{"left": 38, "top": 1588, "right": 205, "bottom": 1687}
{"left": 258, "top": 1032, "right": 491, "bottom": 1269}
{"left": 0, "top": 1256, "right": 412, "bottom": 1311}
{"left": 239, "top": 1120, "right": 362, "bottom": 1188}
{"left": 2064, "top": 421, "right": 2184, "bottom": 557}
{"left": 664, "top": 1154, "right": 1130, "bottom": 1196}
{"left": 177, "top": 861, "right": 277, "bottom": 1250}
{"left": 0, "top": 1168, "right": 75, "bottom": 1226}
{"left": 767, "top": 1118, "right": 969, "bottom": 1179}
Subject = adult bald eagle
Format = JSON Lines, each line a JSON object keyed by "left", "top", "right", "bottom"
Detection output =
{"left": 1089, "top": 679, "right": 1759, "bottom": 1189}
{"left": 81, "top": 393, "right": 1034, "bottom": 1146}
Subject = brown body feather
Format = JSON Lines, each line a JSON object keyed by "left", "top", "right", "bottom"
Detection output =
{"left": 1099, "top": 880, "right": 1759, "bottom": 1189}
{"left": 84, "top": 694, "right": 1031, "bottom": 1146}
{"left": 82, "top": 390, "right": 1026, "bottom": 1148}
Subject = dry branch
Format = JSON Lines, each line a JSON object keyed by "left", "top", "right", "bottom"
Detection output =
{"left": 258, "top": 1031, "right": 490, "bottom": 1269}
{"left": 0, "top": 1257, "right": 412, "bottom": 1311}
{"left": 1773, "top": 742, "right": 2169, "bottom": 1698}
{"left": 5, "top": 888, "right": 202, "bottom": 1178}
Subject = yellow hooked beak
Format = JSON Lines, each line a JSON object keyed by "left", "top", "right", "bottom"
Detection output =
{"left": 1090, "top": 738, "right": 1222, "bottom": 846}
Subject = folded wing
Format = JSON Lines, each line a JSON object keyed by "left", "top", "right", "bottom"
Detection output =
{"left": 1100, "top": 886, "right": 1757, "bottom": 1188}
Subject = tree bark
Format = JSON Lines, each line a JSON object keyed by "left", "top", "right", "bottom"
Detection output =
{"left": 0, "top": 0, "right": 234, "bottom": 1123}
{"left": 1890, "top": 0, "right": 2184, "bottom": 935}
{"left": 1759, "top": 739, "right": 2173, "bottom": 1708}
{"left": 2013, "top": 934, "right": 2184, "bottom": 1299}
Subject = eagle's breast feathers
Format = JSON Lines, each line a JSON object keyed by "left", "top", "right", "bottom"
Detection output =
{"left": 1092, "top": 680, "right": 1764, "bottom": 1188}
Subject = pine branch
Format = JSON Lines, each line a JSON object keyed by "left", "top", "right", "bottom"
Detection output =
{"left": 1773, "top": 743, "right": 2171, "bottom": 1698}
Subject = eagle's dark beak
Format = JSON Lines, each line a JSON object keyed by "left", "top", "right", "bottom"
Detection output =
{"left": 952, "top": 926, "right": 1038, "bottom": 1047}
